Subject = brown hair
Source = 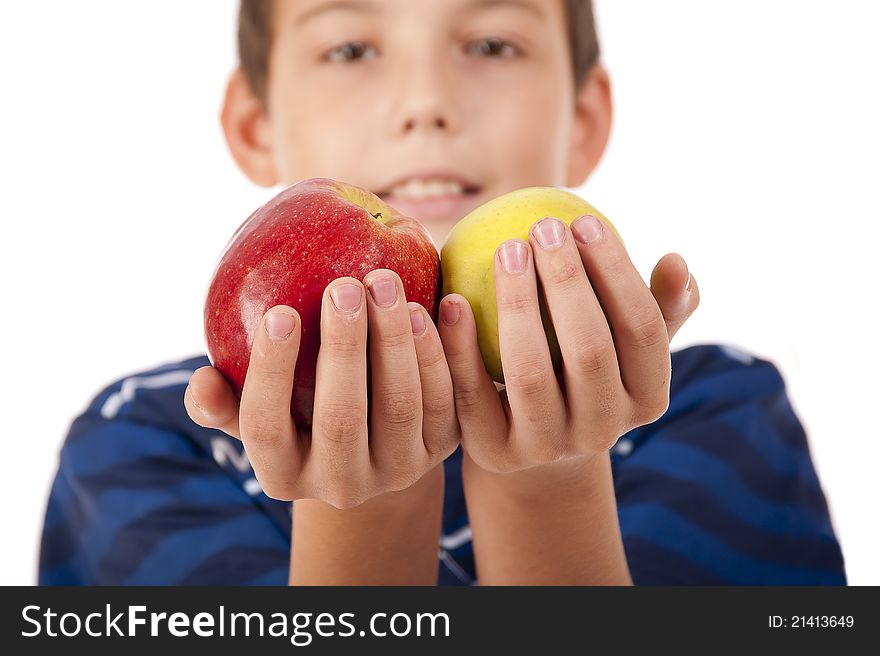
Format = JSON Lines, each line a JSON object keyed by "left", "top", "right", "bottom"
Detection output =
{"left": 238, "top": 0, "right": 600, "bottom": 105}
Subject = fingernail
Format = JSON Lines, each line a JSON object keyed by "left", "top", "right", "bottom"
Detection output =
{"left": 410, "top": 308, "right": 427, "bottom": 335}
{"left": 685, "top": 272, "right": 693, "bottom": 292}
{"left": 441, "top": 299, "right": 460, "bottom": 326}
{"left": 330, "top": 283, "right": 363, "bottom": 313}
{"left": 571, "top": 214, "right": 603, "bottom": 244}
{"left": 186, "top": 385, "right": 205, "bottom": 414}
{"left": 498, "top": 240, "right": 529, "bottom": 274}
{"left": 367, "top": 275, "right": 398, "bottom": 308}
{"left": 265, "top": 309, "right": 296, "bottom": 340}
{"left": 533, "top": 217, "right": 565, "bottom": 249}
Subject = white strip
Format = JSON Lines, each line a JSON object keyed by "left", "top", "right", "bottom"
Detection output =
{"left": 612, "top": 438, "right": 634, "bottom": 457}
{"left": 100, "top": 369, "right": 195, "bottom": 419}
{"left": 243, "top": 478, "right": 263, "bottom": 497}
{"left": 440, "top": 525, "right": 473, "bottom": 550}
{"left": 719, "top": 344, "right": 755, "bottom": 366}
{"left": 211, "top": 437, "right": 253, "bottom": 473}
{"left": 438, "top": 548, "right": 473, "bottom": 584}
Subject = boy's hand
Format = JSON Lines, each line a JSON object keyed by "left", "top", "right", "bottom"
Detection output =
{"left": 184, "top": 270, "right": 460, "bottom": 508}
{"left": 438, "top": 215, "right": 700, "bottom": 474}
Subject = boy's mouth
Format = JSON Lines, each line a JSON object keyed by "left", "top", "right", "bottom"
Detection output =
{"left": 375, "top": 172, "right": 483, "bottom": 222}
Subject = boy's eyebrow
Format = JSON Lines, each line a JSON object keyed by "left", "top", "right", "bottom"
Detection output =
{"left": 293, "top": 0, "right": 380, "bottom": 27}
{"left": 464, "top": 0, "right": 546, "bottom": 21}
{"left": 293, "top": 0, "right": 545, "bottom": 27}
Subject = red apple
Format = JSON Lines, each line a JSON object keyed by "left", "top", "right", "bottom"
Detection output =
{"left": 204, "top": 178, "right": 441, "bottom": 428}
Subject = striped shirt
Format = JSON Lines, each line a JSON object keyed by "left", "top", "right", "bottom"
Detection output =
{"left": 39, "top": 344, "right": 846, "bottom": 585}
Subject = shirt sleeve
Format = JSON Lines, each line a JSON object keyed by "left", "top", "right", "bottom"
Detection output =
{"left": 611, "top": 345, "right": 846, "bottom": 585}
{"left": 39, "top": 412, "right": 291, "bottom": 585}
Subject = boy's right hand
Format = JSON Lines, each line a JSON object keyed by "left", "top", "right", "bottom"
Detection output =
{"left": 184, "top": 269, "right": 460, "bottom": 509}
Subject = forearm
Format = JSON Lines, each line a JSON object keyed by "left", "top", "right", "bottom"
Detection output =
{"left": 462, "top": 450, "right": 632, "bottom": 585}
{"left": 290, "top": 463, "right": 445, "bottom": 585}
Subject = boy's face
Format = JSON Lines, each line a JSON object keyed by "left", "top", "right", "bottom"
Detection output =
{"left": 226, "top": 0, "right": 611, "bottom": 245}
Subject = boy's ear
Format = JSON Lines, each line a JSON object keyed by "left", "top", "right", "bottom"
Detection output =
{"left": 220, "top": 68, "right": 277, "bottom": 187}
{"left": 565, "top": 64, "right": 613, "bottom": 188}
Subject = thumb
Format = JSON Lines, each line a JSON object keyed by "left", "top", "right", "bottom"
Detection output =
{"left": 184, "top": 366, "right": 242, "bottom": 440}
{"left": 650, "top": 253, "right": 700, "bottom": 343}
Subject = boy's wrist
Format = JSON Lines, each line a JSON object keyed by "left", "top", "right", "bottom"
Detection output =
{"left": 461, "top": 446, "right": 608, "bottom": 502}
{"left": 460, "top": 447, "right": 631, "bottom": 585}
{"left": 348, "top": 460, "right": 444, "bottom": 513}
{"left": 293, "top": 461, "right": 445, "bottom": 522}
{"left": 289, "top": 463, "right": 446, "bottom": 585}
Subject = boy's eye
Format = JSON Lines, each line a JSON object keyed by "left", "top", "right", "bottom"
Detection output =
{"left": 324, "top": 41, "right": 377, "bottom": 63}
{"left": 466, "top": 37, "right": 519, "bottom": 58}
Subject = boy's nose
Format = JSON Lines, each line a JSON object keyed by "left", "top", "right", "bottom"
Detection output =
{"left": 394, "top": 101, "right": 458, "bottom": 139}
{"left": 389, "top": 66, "right": 459, "bottom": 137}
{"left": 402, "top": 116, "right": 448, "bottom": 132}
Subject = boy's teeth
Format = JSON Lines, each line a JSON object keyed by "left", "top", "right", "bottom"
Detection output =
{"left": 389, "top": 179, "right": 466, "bottom": 199}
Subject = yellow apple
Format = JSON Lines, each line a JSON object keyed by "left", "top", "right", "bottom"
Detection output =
{"left": 440, "top": 186, "right": 622, "bottom": 384}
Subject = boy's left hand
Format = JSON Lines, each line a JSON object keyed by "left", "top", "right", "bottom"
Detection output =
{"left": 438, "top": 215, "right": 700, "bottom": 473}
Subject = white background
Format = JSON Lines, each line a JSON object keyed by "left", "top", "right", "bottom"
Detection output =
{"left": 1, "top": 1, "right": 877, "bottom": 584}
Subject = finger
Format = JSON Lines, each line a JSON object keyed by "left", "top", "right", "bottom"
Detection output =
{"left": 650, "top": 252, "right": 700, "bottom": 343}
{"left": 571, "top": 214, "right": 670, "bottom": 422}
{"left": 493, "top": 239, "right": 567, "bottom": 454}
{"left": 407, "top": 301, "right": 460, "bottom": 462}
{"left": 437, "top": 294, "right": 509, "bottom": 469}
{"left": 238, "top": 305, "right": 303, "bottom": 499}
{"left": 528, "top": 217, "right": 624, "bottom": 429}
{"left": 184, "top": 366, "right": 241, "bottom": 439}
{"left": 362, "top": 269, "right": 426, "bottom": 488}
{"left": 311, "top": 278, "right": 371, "bottom": 501}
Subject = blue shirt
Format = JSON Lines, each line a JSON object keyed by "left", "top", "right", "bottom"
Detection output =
{"left": 39, "top": 344, "right": 846, "bottom": 585}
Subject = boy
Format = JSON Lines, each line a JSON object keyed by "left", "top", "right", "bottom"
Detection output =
{"left": 39, "top": 0, "right": 845, "bottom": 585}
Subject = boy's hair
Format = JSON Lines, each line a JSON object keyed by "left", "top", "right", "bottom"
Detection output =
{"left": 238, "top": 0, "right": 600, "bottom": 106}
